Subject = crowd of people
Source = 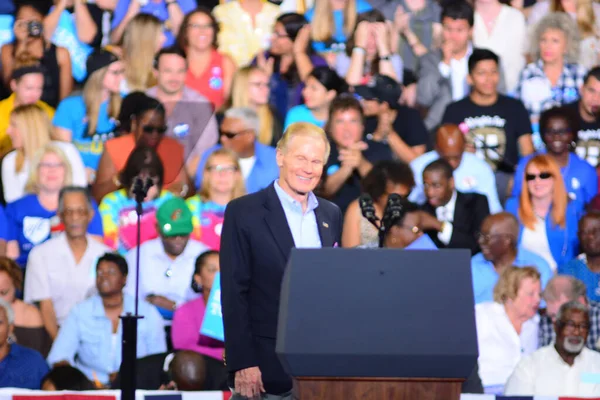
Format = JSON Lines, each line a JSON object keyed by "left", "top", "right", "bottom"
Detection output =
{"left": 0, "top": 0, "right": 600, "bottom": 397}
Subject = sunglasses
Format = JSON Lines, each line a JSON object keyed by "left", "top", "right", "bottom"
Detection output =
{"left": 220, "top": 129, "right": 249, "bottom": 139}
{"left": 525, "top": 172, "right": 552, "bottom": 181}
{"left": 143, "top": 125, "right": 168, "bottom": 134}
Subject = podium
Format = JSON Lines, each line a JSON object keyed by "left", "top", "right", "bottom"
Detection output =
{"left": 276, "top": 248, "right": 477, "bottom": 400}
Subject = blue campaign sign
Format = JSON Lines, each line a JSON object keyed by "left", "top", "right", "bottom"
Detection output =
{"left": 50, "top": 9, "right": 93, "bottom": 82}
{"left": 0, "top": 15, "right": 14, "bottom": 49}
{"left": 200, "top": 272, "right": 224, "bottom": 342}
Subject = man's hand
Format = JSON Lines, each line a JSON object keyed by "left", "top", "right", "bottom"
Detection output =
{"left": 235, "top": 366, "right": 265, "bottom": 399}
{"left": 339, "top": 141, "right": 368, "bottom": 170}
{"left": 146, "top": 294, "right": 176, "bottom": 310}
{"left": 375, "top": 102, "right": 397, "bottom": 138}
{"left": 415, "top": 211, "right": 443, "bottom": 232}
{"left": 441, "top": 40, "right": 453, "bottom": 66}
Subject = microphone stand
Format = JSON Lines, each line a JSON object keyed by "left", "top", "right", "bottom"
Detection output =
{"left": 120, "top": 178, "right": 149, "bottom": 400}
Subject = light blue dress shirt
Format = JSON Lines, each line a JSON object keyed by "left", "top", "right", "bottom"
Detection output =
{"left": 409, "top": 150, "right": 503, "bottom": 213}
{"left": 274, "top": 180, "right": 322, "bottom": 248}
{"left": 471, "top": 248, "right": 553, "bottom": 304}
{"left": 47, "top": 294, "right": 167, "bottom": 384}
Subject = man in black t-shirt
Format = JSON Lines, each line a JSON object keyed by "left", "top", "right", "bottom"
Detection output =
{"left": 356, "top": 74, "right": 429, "bottom": 163}
{"left": 567, "top": 67, "right": 600, "bottom": 167}
{"left": 322, "top": 95, "right": 393, "bottom": 213}
{"left": 441, "top": 49, "right": 534, "bottom": 202}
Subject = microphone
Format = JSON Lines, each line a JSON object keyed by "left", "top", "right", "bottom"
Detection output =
{"left": 359, "top": 193, "right": 379, "bottom": 227}
{"left": 381, "top": 194, "right": 404, "bottom": 233}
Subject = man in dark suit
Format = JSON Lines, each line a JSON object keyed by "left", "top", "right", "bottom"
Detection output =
{"left": 220, "top": 122, "right": 343, "bottom": 399}
{"left": 420, "top": 158, "right": 490, "bottom": 254}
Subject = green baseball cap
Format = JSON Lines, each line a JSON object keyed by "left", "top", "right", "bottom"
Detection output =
{"left": 157, "top": 197, "right": 193, "bottom": 237}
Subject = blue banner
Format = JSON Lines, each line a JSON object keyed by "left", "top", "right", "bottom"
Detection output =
{"left": 200, "top": 272, "right": 224, "bottom": 342}
{"left": 50, "top": 8, "right": 93, "bottom": 82}
{"left": 0, "top": 15, "right": 14, "bottom": 49}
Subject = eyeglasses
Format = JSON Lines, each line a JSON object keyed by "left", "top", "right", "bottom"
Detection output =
{"left": 207, "top": 164, "right": 238, "bottom": 173}
{"left": 272, "top": 31, "right": 289, "bottom": 38}
{"left": 475, "top": 232, "right": 513, "bottom": 242}
{"left": 220, "top": 129, "right": 250, "bottom": 139}
{"left": 561, "top": 320, "right": 590, "bottom": 332}
{"left": 249, "top": 81, "right": 270, "bottom": 89}
{"left": 143, "top": 125, "right": 168, "bottom": 134}
{"left": 525, "top": 172, "right": 552, "bottom": 181}
{"left": 187, "top": 23, "right": 213, "bottom": 30}
{"left": 62, "top": 208, "right": 89, "bottom": 217}
{"left": 39, "top": 161, "right": 65, "bottom": 169}
{"left": 97, "top": 269, "right": 121, "bottom": 277}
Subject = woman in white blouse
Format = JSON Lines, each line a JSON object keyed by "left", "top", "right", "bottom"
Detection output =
{"left": 473, "top": 0, "right": 527, "bottom": 94}
{"left": 528, "top": 0, "right": 600, "bottom": 69}
{"left": 2, "top": 104, "right": 86, "bottom": 203}
{"left": 476, "top": 266, "right": 541, "bottom": 395}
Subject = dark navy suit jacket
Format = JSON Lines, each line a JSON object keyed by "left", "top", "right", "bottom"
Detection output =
{"left": 220, "top": 182, "right": 343, "bottom": 394}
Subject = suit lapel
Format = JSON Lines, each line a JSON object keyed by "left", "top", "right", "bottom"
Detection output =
{"left": 314, "top": 205, "right": 334, "bottom": 247}
{"left": 264, "top": 185, "right": 295, "bottom": 259}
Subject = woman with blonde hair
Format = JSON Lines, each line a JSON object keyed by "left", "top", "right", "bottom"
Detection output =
{"left": 115, "top": 13, "right": 166, "bottom": 93}
{"left": 528, "top": 0, "right": 600, "bottom": 68}
{"left": 476, "top": 266, "right": 541, "bottom": 394}
{"left": 5, "top": 144, "right": 103, "bottom": 267}
{"left": 505, "top": 154, "right": 579, "bottom": 271}
{"left": 516, "top": 13, "right": 587, "bottom": 149}
{"left": 186, "top": 148, "right": 245, "bottom": 250}
{"left": 3, "top": 104, "right": 86, "bottom": 203}
{"left": 306, "top": 0, "right": 373, "bottom": 55}
{"left": 52, "top": 49, "right": 124, "bottom": 183}
{"left": 226, "top": 66, "right": 283, "bottom": 147}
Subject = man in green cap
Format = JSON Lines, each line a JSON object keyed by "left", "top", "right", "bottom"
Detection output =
{"left": 124, "top": 197, "right": 209, "bottom": 318}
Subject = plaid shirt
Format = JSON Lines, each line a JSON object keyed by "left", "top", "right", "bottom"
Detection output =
{"left": 539, "top": 300, "right": 600, "bottom": 350}
{"left": 515, "top": 60, "right": 587, "bottom": 149}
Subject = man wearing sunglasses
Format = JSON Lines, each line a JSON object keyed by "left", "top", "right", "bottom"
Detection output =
{"left": 505, "top": 301, "right": 600, "bottom": 396}
{"left": 470, "top": 212, "right": 552, "bottom": 304}
{"left": 194, "top": 107, "right": 279, "bottom": 194}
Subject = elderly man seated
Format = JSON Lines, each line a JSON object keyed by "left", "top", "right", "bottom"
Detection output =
{"left": 471, "top": 212, "right": 553, "bottom": 304}
{"left": 194, "top": 107, "right": 279, "bottom": 194}
{"left": 505, "top": 301, "right": 600, "bottom": 396}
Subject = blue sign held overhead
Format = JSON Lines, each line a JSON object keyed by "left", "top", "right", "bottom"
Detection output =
{"left": 0, "top": 15, "right": 14, "bottom": 49}
{"left": 51, "top": 9, "right": 93, "bottom": 82}
{"left": 200, "top": 272, "right": 224, "bottom": 342}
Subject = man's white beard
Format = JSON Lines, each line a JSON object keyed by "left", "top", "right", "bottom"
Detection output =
{"left": 563, "top": 336, "right": 586, "bottom": 354}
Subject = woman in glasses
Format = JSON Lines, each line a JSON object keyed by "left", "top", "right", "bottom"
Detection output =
{"left": 186, "top": 149, "right": 245, "bottom": 250}
{"left": 505, "top": 154, "right": 579, "bottom": 272}
{"left": 98, "top": 146, "right": 174, "bottom": 254}
{"left": 510, "top": 106, "right": 597, "bottom": 216}
{"left": 92, "top": 93, "right": 189, "bottom": 203}
{"left": 342, "top": 160, "right": 415, "bottom": 247}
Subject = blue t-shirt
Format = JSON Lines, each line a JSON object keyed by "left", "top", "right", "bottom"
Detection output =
{"left": 305, "top": 0, "right": 372, "bottom": 53}
{"left": 559, "top": 256, "right": 600, "bottom": 302}
{"left": 284, "top": 105, "right": 325, "bottom": 131}
{"left": 53, "top": 95, "right": 118, "bottom": 171}
{"left": 0, "top": 205, "right": 8, "bottom": 240}
{"left": 111, "top": 0, "right": 197, "bottom": 47}
{"left": 0, "top": 344, "right": 49, "bottom": 389}
{"left": 6, "top": 194, "right": 104, "bottom": 267}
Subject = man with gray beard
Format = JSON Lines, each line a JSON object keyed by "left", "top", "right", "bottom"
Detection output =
{"left": 504, "top": 301, "right": 600, "bottom": 396}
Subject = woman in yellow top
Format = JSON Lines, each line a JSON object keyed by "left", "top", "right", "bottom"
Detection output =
{"left": 0, "top": 60, "right": 55, "bottom": 156}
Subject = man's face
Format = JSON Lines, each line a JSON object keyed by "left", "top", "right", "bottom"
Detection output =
{"left": 156, "top": 54, "right": 187, "bottom": 95}
{"left": 96, "top": 261, "right": 126, "bottom": 296}
{"left": 441, "top": 17, "right": 471, "bottom": 53}
{"left": 276, "top": 135, "right": 326, "bottom": 198}
{"left": 60, "top": 192, "right": 92, "bottom": 239}
{"left": 579, "top": 215, "right": 600, "bottom": 257}
{"left": 555, "top": 309, "right": 590, "bottom": 356}
{"left": 423, "top": 170, "right": 454, "bottom": 208}
{"left": 478, "top": 218, "right": 513, "bottom": 262}
{"left": 161, "top": 234, "right": 190, "bottom": 258}
{"left": 329, "top": 109, "right": 364, "bottom": 149}
{"left": 580, "top": 76, "right": 600, "bottom": 119}
{"left": 469, "top": 60, "right": 499, "bottom": 97}
{"left": 219, "top": 117, "right": 254, "bottom": 156}
{"left": 546, "top": 294, "right": 570, "bottom": 322}
{"left": 437, "top": 143, "right": 464, "bottom": 171}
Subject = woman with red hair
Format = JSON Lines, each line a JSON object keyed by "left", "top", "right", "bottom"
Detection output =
{"left": 505, "top": 154, "right": 579, "bottom": 272}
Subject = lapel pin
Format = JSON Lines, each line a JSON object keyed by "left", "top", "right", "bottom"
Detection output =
{"left": 322, "top": 222, "right": 329, "bottom": 228}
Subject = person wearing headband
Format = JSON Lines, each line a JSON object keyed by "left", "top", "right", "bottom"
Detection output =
{"left": 0, "top": 61, "right": 55, "bottom": 156}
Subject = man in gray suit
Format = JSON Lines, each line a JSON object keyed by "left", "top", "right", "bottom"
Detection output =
{"left": 417, "top": 1, "right": 505, "bottom": 132}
